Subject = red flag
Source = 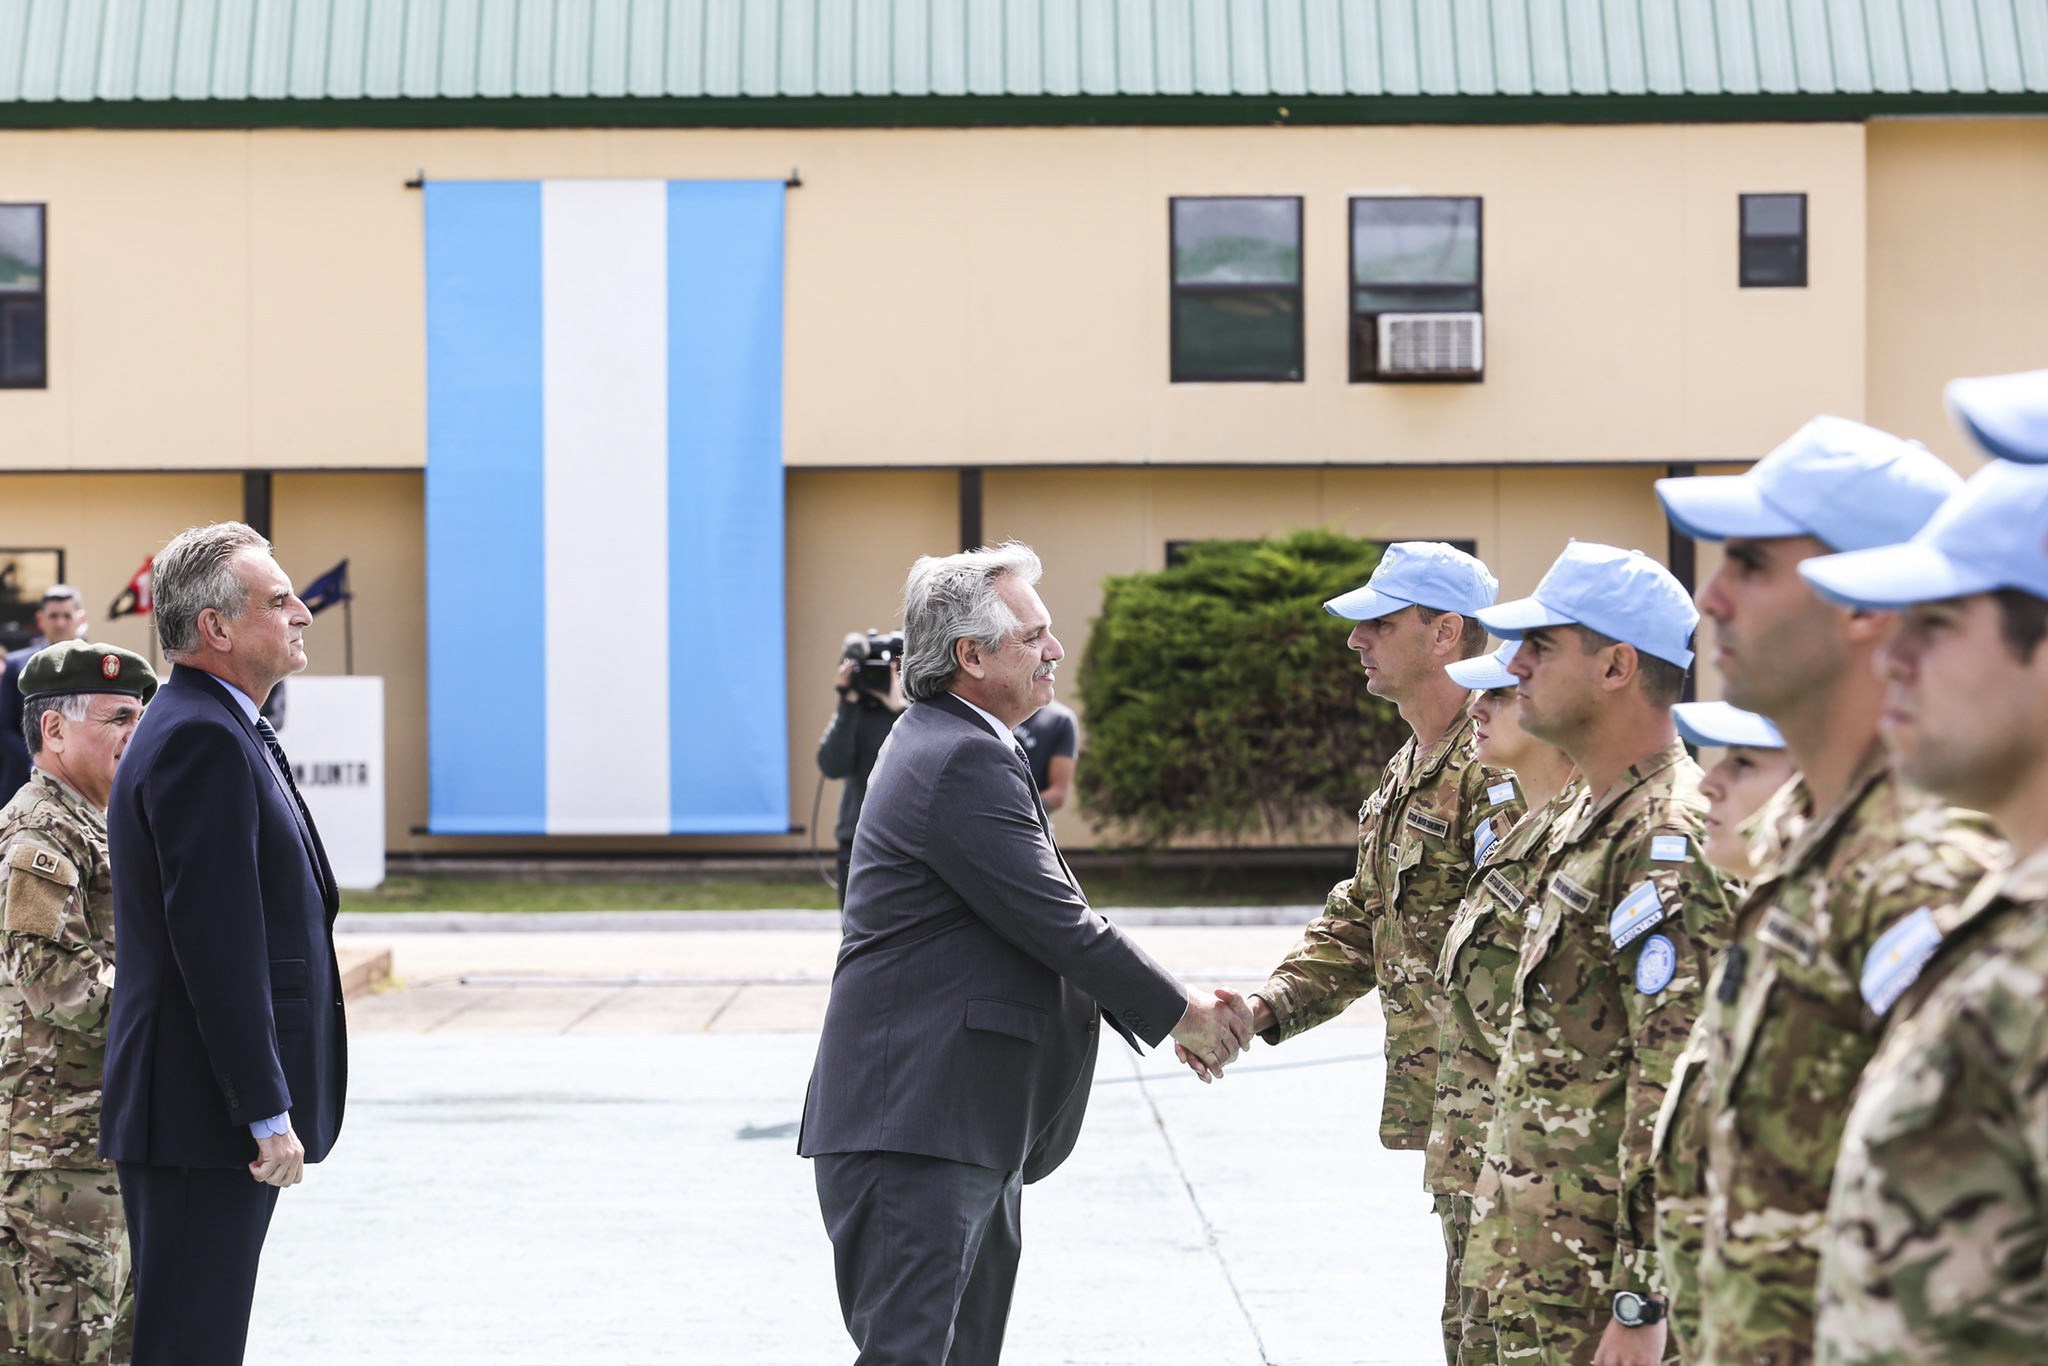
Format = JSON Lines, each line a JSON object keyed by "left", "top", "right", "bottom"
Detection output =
{"left": 108, "top": 557, "right": 152, "bottom": 619}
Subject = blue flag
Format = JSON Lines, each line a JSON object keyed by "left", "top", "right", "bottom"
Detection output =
{"left": 299, "top": 560, "right": 351, "bottom": 616}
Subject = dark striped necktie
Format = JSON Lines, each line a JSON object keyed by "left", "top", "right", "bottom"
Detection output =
{"left": 255, "top": 716, "right": 315, "bottom": 832}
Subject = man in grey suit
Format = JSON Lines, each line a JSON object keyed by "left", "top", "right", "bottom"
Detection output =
{"left": 799, "top": 542, "right": 1251, "bottom": 1365}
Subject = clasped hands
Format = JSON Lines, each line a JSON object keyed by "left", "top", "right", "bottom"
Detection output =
{"left": 1169, "top": 987, "right": 1257, "bottom": 1083}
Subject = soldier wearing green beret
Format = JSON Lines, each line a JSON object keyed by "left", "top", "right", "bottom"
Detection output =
{"left": 0, "top": 642, "right": 155, "bottom": 1364}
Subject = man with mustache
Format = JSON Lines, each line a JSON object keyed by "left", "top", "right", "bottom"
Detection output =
{"left": 800, "top": 542, "right": 1250, "bottom": 1366}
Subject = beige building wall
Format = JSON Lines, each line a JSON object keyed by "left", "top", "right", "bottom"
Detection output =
{"left": 0, "top": 473, "right": 243, "bottom": 659}
{"left": 14, "top": 115, "right": 2043, "bottom": 854}
{"left": 1865, "top": 119, "right": 2048, "bottom": 473}
{"left": 4, "top": 121, "right": 1863, "bottom": 474}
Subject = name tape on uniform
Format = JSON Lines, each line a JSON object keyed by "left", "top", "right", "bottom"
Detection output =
{"left": 1650, "top": 834, "right": 1689, "bottom": 863}
{"left": 1550, "top": 874, "right": 1596, "bottom": 914}
{"left": 1860, "top": 907, "right": 1944, "bottom": 1016}
{"left": 1757, "top": 908, "right": 1820, "bottom": 967}
{"left": 1482, "top": 868, "right": 1527, "bottom": 914}
{"left": 1608, "top": 880, "right": 1667, "bottom": 949}
{"left": 1405, "top": 809, "right": 1452, "bottom": 841}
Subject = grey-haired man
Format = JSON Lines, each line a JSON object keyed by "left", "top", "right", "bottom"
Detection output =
{"left": 799, "top": 541, "right": 1249, "bottom": 1366}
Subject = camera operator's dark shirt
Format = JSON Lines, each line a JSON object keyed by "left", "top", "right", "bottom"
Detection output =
{"left": 1012, "top": 702, "right": 1078, "bottom": 792}
{"left": 816, "top": 696, "right": 901, "bottom": 844}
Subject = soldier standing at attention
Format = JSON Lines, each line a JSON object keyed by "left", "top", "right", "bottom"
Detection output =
{"left": 1432, "top": 640, "right": 1582, "bottom": 1365}
{"left": 1651, "top": 699, "right": 1793, "bottom": 1359}
{"left": 1800, "top": 372, "right": 2048, "bottom": 1362}
{"left": 1653, "top": 421, "right": 1999, "bottom": 1362}
{"left": 1224, "top": 543, "right": 1520, "bottom": 1365}
{"left": 0, "top": 642, "right": 155, "bottom": 1364}
{"left": 1460, "top": 542, "right": 1730, "bottom": 1366}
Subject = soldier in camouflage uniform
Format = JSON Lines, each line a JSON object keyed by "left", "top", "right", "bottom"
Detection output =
{"left": 1650, "top": 701, "right": 1793, "bottom": 1357}
{"left": 1799, "top": 382, "right": 2048, "bottom": 1362}
{"left": 1236, "top": 543, "right": 1518, "bottom": 1365}
{"left": 0, "top": 642, "right": 156, "bottom": 1364}
{"left": 1654, "top": 423, "right": 1994, "bottom": 1362}
{"left": 1432, "top": 640, "right": 1582, "bottom": 1366}
{"left": 1461, "top": 542, "right": 1732, "bottom": 1366}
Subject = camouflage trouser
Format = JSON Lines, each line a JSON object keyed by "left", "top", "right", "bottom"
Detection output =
{"left": 0, "top": 1169, "right": 129, "bottom": 1364}
{"left": 1653, "top": 1195, "right": 1705, "bottom": 1360}
{"left": 1489, "top": 1300, "right": 1681, "bottom": 1366}
{"left": 1433, "top": 1192, "right": 1497, "bottom": 1365}
{"left": 1486, "top": 1300, "right": 1604, "bottom": 1365}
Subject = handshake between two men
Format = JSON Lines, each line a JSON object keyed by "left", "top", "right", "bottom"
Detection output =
{"left": 1168, "top": 987, "right": 1257, "bottom": 1082}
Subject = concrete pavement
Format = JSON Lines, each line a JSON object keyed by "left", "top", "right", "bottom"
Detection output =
{"left": 242, "top": 923, "right": 1446, "bottom": 1364}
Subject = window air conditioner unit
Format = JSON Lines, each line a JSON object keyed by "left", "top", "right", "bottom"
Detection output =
{"left": 1376, "top": 312, "right": 1484, "bottom": 378}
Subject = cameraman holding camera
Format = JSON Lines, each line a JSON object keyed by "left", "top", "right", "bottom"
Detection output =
{"left": 816, "top": 631, "right": 907, "bottom": 906}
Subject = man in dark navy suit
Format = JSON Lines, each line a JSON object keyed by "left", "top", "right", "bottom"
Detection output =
{"left": 101, "top": 522, "right": 345, "bottom": 1365}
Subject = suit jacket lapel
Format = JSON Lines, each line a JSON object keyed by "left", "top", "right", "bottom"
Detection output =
{"left": 174, "top": 667, "right": 337, "bottom": 908}
{"left": 926, "top": 695, "right": 1079, "bottom": 892}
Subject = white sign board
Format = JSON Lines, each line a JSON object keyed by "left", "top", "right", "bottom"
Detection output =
{"left": 268, "top": 676, "right": 385, "bottom": 889}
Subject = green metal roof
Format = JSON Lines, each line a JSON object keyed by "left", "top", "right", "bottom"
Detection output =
{"left": 3, "top": 0, "right": 2045, "bottom": 126}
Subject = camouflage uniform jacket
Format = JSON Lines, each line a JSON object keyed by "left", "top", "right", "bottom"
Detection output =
{"left": 0, "top": 771, "right": 117, "bottom": 1171}
{"left": 1426, "top": 777, "right": 1585, "bottom": 1197}
{"left": 1463, "top": 741, "right": 1731, "bottom": 1311}
{"left": 1815, "top": 845, "right": 2046, "bottom": 1365}
{"left": 1259, "top": 709, "right": 1523, "bottom": 1149}
{"left": 1690, "top": 752, "right": 2002, "bottom": 1363}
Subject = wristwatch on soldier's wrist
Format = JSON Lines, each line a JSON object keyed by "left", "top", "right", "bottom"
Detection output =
{"left": 1611, "top": 1291, "right": 1666, "bottom": 1328}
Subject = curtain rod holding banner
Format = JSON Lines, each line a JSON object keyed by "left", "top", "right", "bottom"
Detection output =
{"left": 404, "top": 168, "right": 801, "bottom": 189}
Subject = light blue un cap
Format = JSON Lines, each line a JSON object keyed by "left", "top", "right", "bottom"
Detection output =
{"left": 1672, "top": 701, "right": 1786, "bottom": 751}
{"left": 1478, "top": 541, "right": 1699, "bottom": 669}
{"left": 1799, "top": 459, "right": 2048, "bottom": 609}
{"left": 1445, "top": 638, "right": 1519, "bottom": 690}
{"left": 1656, "top": 416, "right": 1961, "bottom": 553}
{"left": 1324, "top": 541, "right": 1499, "bottom": 622}
{"left": 1947, "top": 369, "right": 2048, "bottom": 464}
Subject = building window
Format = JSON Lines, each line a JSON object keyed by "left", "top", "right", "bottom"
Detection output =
{"left": 0, "top": 205, "right": 46, "bottom": 389}
{"left": 1740, "top": 194, "right": 1806, "bottom": 288}
{"left": 1350, "top": 197, "right": 1483, "bottom": 382}
{"left": 1170, "top": 197, "right": 1303, "bottom": 383}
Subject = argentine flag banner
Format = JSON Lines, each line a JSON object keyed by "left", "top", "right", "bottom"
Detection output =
{"left": 423, "top": 179, "right": 789, "bottom": 835}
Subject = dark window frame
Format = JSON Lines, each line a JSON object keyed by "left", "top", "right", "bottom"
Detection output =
{"left": 0, "top": 203, "right": 47, "bottom": 390}
{"left": 1348, "top": 195, "right": 1484, "bottom": 384}
{"left": 1168, "top": 195, "right": 1305, "bottom": 384}
{"left": 1739, "top": 193, "right": 1807, "bottom": 289}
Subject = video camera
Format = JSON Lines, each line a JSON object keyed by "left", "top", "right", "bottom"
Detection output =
{"left": 842, "top": 628, "right": 907, "bottom": 694}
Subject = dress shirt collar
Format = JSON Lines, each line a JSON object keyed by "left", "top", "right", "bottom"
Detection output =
{"left": 212, "top": 676, "right": 262, "bottom": 724}
{"left": 949, "top": 692, "right": 1024, "bottom": 752}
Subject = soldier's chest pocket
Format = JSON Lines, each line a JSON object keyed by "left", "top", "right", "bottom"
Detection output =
{"left": 1724, "top": 928, "right": 1869, "bottom": 1111}
{"left": 1849, "top": 1019, "right": 1964, "bottom": 1196}
{"left": 1388, "top": 814, "right": 1456, "bottom": 911}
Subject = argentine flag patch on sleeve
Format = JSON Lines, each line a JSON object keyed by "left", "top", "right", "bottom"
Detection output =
{"left": 1608, "top": 881, "right": 1667, "bottom": 950}
{"left": 1651, "top": 834, "right": 1689, "bottom": 863}
{"left": 1474, "top": 817, "right": 1499, "bottom": 861}
{"left": 1488, "top": 780, "right": 1518, "bottom": 807}
{"left": 1861, "top": 907, "right": 1944, "bottom": 1016}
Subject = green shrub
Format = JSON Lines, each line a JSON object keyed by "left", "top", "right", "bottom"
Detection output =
{"left": 1075, "top": 530, "right": 1406, "bottom": 845}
